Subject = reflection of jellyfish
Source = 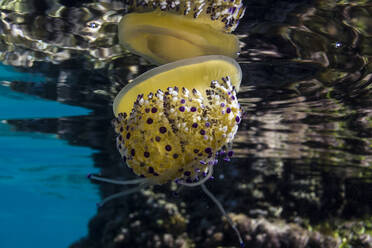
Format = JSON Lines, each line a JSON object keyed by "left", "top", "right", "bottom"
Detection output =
{"left": 119, "top": 0, "right": 246, "bottom": 64}
{"left": 89, "top": 55, "right": 244, "bottom": 246}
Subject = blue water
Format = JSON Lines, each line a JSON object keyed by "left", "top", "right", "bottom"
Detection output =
{"left": 0, "top": 85, "right": 91, "bottom": 119}
{"left": 0, "top": 65, "right": 100, "bottom": 248}
{"left": 0, "top": 64, "right": 45, "bottom": 83}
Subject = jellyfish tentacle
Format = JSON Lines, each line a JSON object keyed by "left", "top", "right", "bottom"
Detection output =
{"left": 88, "top": 174, "right": 149, "bottom": 185}
{"left": 88, "top": 174, "right": 151, "bottom": 207}
{"left": 200, "top": 183, "right": 244, "bottom": 247}
{"left": 173, "top": 184, "right": 184, "bottom": 197}
{"left": 97, "top": 183, "right": 149, "bottom": 208}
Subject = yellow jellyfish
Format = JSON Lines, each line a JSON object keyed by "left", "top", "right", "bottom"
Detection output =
{"left": 89, "top": 55, "right": 244, "bottom": 246}
{"left": 118, "top": 0, "right": 246, "bottom": 64}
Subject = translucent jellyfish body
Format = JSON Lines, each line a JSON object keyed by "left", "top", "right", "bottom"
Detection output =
{"left": 112, "top": 55, "right": 242, "bottom": 185}
{"left": 118, "top": 0, "right": 246, "bottom": 64}
{"left": 90, "top": 55, "right": 244, "bottom": 246}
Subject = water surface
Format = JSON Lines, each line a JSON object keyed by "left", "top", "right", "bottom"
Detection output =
{"left": 0, "top": 0, "right": 371, "bottom": 247}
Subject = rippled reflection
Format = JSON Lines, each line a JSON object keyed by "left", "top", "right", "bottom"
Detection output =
{"left": 236, "top": 1, "right": 372, "bottom": 171}
{"left": 0, "top": 0, "right": 128, "bottom": 67}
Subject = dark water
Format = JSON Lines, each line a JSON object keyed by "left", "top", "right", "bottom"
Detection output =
{"left": 0, "top": 0, "right": 371, "bottom": 247}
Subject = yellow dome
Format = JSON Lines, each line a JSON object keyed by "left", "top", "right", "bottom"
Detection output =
{"left": 113, "top": 55, "right": 241, "bottom": 116}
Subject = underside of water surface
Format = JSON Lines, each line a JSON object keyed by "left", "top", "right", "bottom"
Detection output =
{"left": 0, "top": 0, "right": 371, "bottom": 248}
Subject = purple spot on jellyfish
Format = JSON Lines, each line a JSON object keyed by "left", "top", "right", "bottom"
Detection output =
{"left": 235, "top": 116, "right": 241, "bottom": 123}
{"left": 165, "top": 145, "right": 172, "bottom": 151}
{"left": 190, "top": 107, "right": 197, "bottom": 112}
{"left": 159, "top": 126, "right": 167, "bottom": 133}
{"left": 192, "top": 123, "right": 198, "bottom": 128}
{"left": 147, "top": 118, "right": 153, "bottom": 124}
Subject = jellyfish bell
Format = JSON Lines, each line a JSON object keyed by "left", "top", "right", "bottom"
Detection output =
{"left": 89, "top": 55, "right": 244, "bottom": 246}
{"left": 112, "top": 55, "right": 241, "bottom": 185}
{"left": 118, "top": 0, "right": 246, "bottom": 64}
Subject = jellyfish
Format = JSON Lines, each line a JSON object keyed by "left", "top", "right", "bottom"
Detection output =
{"left": 118, "top": 0, "right": 246, "bottom": 64}
{"left": 89, "top": 55, "right": 244, "bottom": 246}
